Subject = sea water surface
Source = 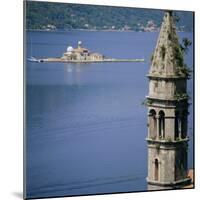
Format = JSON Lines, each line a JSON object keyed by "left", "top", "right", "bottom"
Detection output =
{"left": 26, "top": 30, "right": 193, "bottom": 198}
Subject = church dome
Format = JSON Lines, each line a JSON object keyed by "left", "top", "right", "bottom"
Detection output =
{"left": 67, "top": 46, "right": 73, "bottom": 52}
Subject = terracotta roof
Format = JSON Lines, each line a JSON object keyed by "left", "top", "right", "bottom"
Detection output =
{"left": 183, "top": 169, "right": 194, "bottom": 189}
{"left": 72, "top": 47, "right": 89, "bottom": 53}
{"left": 91, "top": 52, "right": 103, "bottom": 56}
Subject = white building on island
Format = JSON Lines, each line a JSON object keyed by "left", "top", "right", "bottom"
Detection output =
{"left": 61, "top": 41, "right": 105, "bottom": 61}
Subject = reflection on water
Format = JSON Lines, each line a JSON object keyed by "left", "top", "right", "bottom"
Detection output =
{"left": 63, "top": 64, "right": 83, "bottom": 85}
{"left": 26, "top": 30, "right": 193, "bottom": 199}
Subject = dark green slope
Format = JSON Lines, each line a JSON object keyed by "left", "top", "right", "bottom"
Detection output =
{"left": 26, "top": 1, "right": 193, "bottom": 31}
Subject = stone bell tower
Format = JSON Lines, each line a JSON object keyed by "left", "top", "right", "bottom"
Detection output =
{"left": 146, "top": 11, "right": 191, "bottom": 190}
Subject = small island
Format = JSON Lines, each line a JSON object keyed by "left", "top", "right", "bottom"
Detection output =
{"left": 29, "top": 41, "right": 144, "bottom": 63}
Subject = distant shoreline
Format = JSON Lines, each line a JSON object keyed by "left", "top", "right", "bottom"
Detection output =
{"left": 26, "top": 28, "right": 159, "bottom": 33}
{"left": 26, "top": 28, "right": 191, "bottom": 33}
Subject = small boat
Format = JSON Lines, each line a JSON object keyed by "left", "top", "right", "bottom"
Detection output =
{"left": 27, "top": 56, "right": 42, "bottom": 63}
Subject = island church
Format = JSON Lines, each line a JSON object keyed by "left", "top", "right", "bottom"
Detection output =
{"left": 62, "top": 41, "right": 104, "bottom": 61}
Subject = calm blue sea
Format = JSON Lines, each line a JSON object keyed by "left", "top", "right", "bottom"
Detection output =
{"left": 26, "top": 30, "right": 193, "bottom": 199}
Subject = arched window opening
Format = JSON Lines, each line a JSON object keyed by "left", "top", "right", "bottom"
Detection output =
{"left": 154, "top": 159, "right": 159, "bottom": 181}
{"left": 180, "top": 151, "right": 187, "bottom": 173}
{"left": 175, "top": 111, "right": 183, "bottom": 139}
{"left": 175, "top": 111, "right": 180, "bottom": 139}
{"left": 158, "top": 110, "right": 165, "bottom": 138}
{"left": 149, "top": 109, "right": 157, "bottom": 138}
{"left": 175, "top": 160, "right": 178, "bottom": 181}
{"left": 181, "top": 110, "right": 188, "bottom": 139}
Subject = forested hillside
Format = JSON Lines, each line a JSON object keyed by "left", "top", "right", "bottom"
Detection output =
{"left": 26, "top": 1, "right": 193, "bottom": 31}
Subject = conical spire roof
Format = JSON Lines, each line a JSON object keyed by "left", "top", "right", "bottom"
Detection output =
{"left": 149, "top": 11, "right": 185, "bottom": 78}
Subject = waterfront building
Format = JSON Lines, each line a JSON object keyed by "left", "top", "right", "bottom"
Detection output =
{"left": 62, "top": 41, "right": 104, "bottom": 61}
